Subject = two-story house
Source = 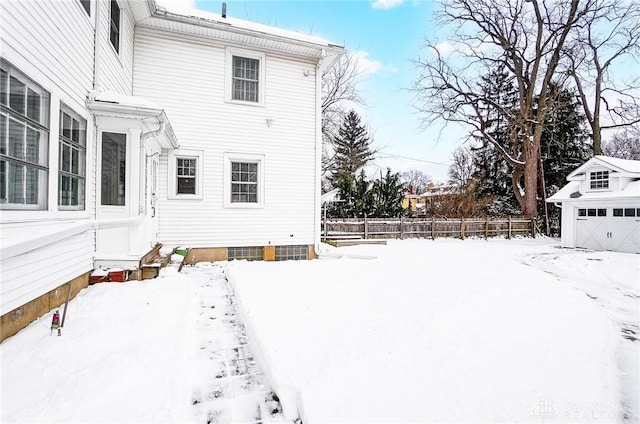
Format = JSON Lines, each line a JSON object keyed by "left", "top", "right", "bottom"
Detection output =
{"left": 547, "top": 155, "right": 640, "bottom": 253}
{"left": 0, "top": 0, "right": 343, "bottom": 341}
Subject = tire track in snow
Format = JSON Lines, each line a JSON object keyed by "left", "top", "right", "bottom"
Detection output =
{"left": 183, "top": 263, "right": 289, "bottom": 424}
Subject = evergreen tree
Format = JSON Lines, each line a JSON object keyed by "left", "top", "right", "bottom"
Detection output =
{"left": 470, "top": 67, "right": 520, "bottom": 213}
{"left": 330, "top": 110, "right": 375, "bottom": 185}
{"left": 372, "top": 168, "right": 406, "bottom": 217}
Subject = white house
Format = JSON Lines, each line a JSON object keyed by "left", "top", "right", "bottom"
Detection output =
{"left": 547, "top": 155, "right": 640, "bottom": 254}
{"left": 0, "top": 0, "right": 343, "bottom": 341}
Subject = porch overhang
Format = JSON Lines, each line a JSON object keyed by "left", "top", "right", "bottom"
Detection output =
{"left": 87, "top": 91, "right": 179, "bottom": 149}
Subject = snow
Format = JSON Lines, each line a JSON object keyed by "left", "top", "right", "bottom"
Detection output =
{"left": 154, "top": 0, "right": 338, "bottom": 48}
{"left": 2, "top": 238, "right": 637, "bottom": 423}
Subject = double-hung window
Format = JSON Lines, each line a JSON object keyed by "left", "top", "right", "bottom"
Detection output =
{"left": 177, "top": 158, "right": 196, "bottom": 195}
{"left": 168, "top": 149, "right": 203, "bottom": 199}
{"left": 0, "top": 60, "right": 50, "bottom": 210}
{"left": 589, "top": 171, "right": 609, "bottom": 190}
{"left": 224, "top": 153, "right": 264, "bottom": 207}
{"left": 110, "top": 0, "right": 120, "bottom": 53}
{"left": 231, "top": 162, "right": 258, "bottom": 203}
{"left": 59, "top": 106, "right": 86, "bottom": 209}
{"left": 232, "top": 56, "right": 259, "bottom": 102}
{"left": 226, "top": 49, "right": 265, "bottom": 105}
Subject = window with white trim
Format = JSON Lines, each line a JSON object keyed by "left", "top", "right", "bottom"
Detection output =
{"left": 168, "top": 149, "right": 203, "bottom": 199}
{"left": 224, "top": 153, "right": 264, "bottom": 207}
{"left": 59, "top": 105, "right": 86, "bottom": 209}
{"left": 0, "top": 60, "right": 50, "bottom": 210}
{"left": 589, "top": 170, "right": 609, "bottom": 189}
{"left": 226, "top": 48, "right": 265, "bottom": 105}
{"left": 109, "top": 0, "right": 120, "bottom": 53}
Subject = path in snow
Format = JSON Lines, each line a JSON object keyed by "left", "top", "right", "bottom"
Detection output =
{"left": 184, "top": 263, "right": 289, "bottom": 424}
{"left": 524, "top": 250, "right": 640, "bottom": 423}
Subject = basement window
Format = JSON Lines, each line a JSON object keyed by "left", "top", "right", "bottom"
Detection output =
{"left": 275, "top": 245, "right": 308, "bottom": 261}
{"left": 228, "top": 246, "right": 264, "bottom": 261}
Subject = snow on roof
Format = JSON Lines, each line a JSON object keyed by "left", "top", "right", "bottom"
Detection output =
{"left": 321, "top": 188, "right": 342, "bottom": 204}
{"left": 595, "top": 155, "right": 640, "bottom": 174}
{"left": 154, "top": 0, "right": 341, "bottom": 48}
{"left": 548, "top": 180, "right": 640, "bottom": 202}
{"left": 92, "top": 91, "right": 164, "bottom": 111}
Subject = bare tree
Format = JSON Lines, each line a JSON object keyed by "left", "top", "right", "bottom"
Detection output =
{"left": 447, "top": 147, "right": 474, "bottom": 189}
{"left": 412, "top": 0, "right": 589, "bottom": 217}
{"left": 322, "top": 51, "right": 367, "bottom": 177}
{"left": 565, "top": 0, "right": 640, "bottom": 155}
{"left": 603, "top": 127, "right": 640, "bottom": 159}
{"left": 401, "top": 170, "right": 432, "bottom": 194}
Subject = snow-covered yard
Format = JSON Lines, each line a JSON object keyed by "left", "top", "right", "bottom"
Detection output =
{"left": 1, "top": 238, "right": 637, "bottom": 423}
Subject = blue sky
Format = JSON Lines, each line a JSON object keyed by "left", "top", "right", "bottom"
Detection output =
{"left": 189, "top": 0, "right": 460, "bottom": 181}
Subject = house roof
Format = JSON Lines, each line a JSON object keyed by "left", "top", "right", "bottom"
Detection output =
{"left": 567, "top": 155, "right": 640, "bottom": 180}
{"left": 129, "top": 0, "right": 345, "bottom": 71}
{"left": 548, "top": 180, "right": 640, "bottom": 202}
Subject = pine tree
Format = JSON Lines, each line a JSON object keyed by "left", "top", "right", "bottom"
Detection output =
{"left": 330, "top": 110, "right": 375, "bottom": 185}
{"left": 372, "top": 168, "right": 406, "bottom": 218}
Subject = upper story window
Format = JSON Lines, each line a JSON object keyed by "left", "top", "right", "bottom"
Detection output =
{"left": 0, "top": 60, "right": 50, "bottom": 210}
{"left": 589, "top": 170, "right": 609, "bottom": 190}
{"left": 232, "top": 56, "right": 259, "bottom": 102}
{"left": 59, "top": 105, "right": 86, "bottom": 209}
{"left": 79, "top": 0, "right": 90, "bottom": 15}
{"left": 110, "top": 0, "right": 120, "bottom": 54}
{"left": 226, "top": 48, "right": 265, "bottom": 105}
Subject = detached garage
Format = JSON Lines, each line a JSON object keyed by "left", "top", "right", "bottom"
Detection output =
{"left": 547, "top": 155, "right": 640, "bottom": 254}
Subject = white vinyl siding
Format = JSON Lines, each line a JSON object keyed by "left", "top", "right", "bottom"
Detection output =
{"left": 95, "top": 0, "right": 134, "bottom": 94}
{"left": 134, "top": 28, "right": 318, "bottom": 247}
{"left": 0, "top": 0, "right": 95, "bottom": 316}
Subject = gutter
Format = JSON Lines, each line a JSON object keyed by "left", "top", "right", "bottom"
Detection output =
{"left": 0, "top": 215, "right": 145, "bottom": 261}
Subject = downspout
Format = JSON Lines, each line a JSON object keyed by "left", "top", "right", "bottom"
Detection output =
{"left": 313, "top": 49, "right": 326, "bottom": 258}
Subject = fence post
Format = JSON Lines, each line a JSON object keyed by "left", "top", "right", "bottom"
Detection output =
{"left": 364, "top": 216, "right": 368, "bottom": 239}
{"left": 461, "top": 218, "right": 465, "bottom": 240}
{"left": 508, "top": 216, "right": 512, "bottom": 239}
{"left": 400, "top": 216, "right": 403, "bottom": 239}
{"left": 485, "top": 217, "right": 489, "bottom": 239}
{"left": 431, "top": 217, "right": 435, "bottom": 240}
{"left": 531, "top": 217, "right": 536, "bottom": 238}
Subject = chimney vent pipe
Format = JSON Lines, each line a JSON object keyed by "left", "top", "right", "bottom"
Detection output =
{"left": 222, "top": 2, "right": 227, "bottom": 18}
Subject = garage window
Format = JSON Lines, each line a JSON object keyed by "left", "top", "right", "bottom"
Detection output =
{"left": 613, "top": 208, "right": 623, "bottom": 217}
{"left": 589, "top": 171, "right": 609, "bottom": 189}
{"left": 587, "top": 209, "right": 597, "bottom": 217}
{"left": 624, "top": 208, "right": 636, "bottom": 217}
{"left": 578, "top": 209, "right": 586, "bottom": 217}
{"left": 597, "top": 209, "right": 606, "bottom": 217}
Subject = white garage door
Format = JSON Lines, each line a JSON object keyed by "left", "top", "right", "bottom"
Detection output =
{"left": 576, "top": 207, "right": 640, "bottom": 254}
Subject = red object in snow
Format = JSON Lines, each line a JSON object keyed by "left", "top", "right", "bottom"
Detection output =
{"left": 108, "top": 270, "right": 128, "bottom": 283}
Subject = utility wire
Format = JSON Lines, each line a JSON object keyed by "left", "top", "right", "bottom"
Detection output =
{"left": 376, "top": 151, "right": 451, "bottom": 166}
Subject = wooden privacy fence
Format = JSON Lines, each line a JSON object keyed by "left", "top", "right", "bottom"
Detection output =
{"left": 322, "top": 217, "right": 537, "bottom": 241}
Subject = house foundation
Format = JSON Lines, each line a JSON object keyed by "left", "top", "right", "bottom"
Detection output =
{"left": 1, "top": 272, "right": 90, "bottom": 343}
